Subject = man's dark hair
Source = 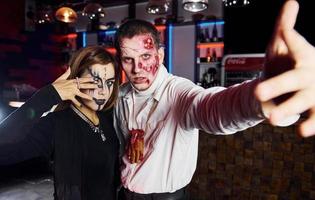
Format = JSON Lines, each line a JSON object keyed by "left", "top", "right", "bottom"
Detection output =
{"left": 114, "top": 19, "right": 160, "bottom": 59}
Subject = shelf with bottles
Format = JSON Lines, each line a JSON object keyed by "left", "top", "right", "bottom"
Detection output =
{"left": 195, "top": 20, "right": 224, "bottom": 87}
{"left": 196, "top": 20, "right": 224, "bottom": 44}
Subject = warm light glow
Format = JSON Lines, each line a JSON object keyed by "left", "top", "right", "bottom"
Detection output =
{"left": 55, "top": 7, "right": 78, "bottom": 23}
{"left": 51, "top": 33, "right": 78, "bottom": 42}
{"left": 197, "top": 42, "right": 224, "bottom": 48}
{"left": 155, "top": 25, "right": 166, "bottom": 31}
{"left": 9, "top": 101, "right": 25, "bottom": 108}
{"left": 105, "top": 47, "right": 117, "bottom": 54}
{"left": 121, "top": 70, "right": 127, "bottom": 84}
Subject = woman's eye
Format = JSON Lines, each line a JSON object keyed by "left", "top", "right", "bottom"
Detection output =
{"left": 106, "top": 81, "right": 114, "bottom": 87}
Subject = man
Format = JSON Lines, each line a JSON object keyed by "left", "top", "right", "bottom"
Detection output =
{"left": 113, "top": 1, "right": 315, "bottom": 199}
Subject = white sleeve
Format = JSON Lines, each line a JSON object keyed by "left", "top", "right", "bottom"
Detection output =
{"left": 173, "top": 78, "right": 264, "bottom": 135}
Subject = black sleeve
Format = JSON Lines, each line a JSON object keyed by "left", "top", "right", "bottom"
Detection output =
{"left": 0, "top": 85, "right": 62, "bottom": 165}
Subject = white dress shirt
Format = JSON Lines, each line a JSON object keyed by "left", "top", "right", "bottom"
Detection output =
{"left": 114, "top": 65, "right": 264, "bottom": 194}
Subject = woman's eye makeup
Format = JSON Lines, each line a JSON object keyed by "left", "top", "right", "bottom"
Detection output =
{"left": 88, "top": 69, "right": 103, "bottom": 88}
{"left": 88, "top": 68, "right": 115, "bottom": 91}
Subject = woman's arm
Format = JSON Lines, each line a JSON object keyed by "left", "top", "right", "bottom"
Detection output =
{"left": 0, "top": 85, "right": 61, "bottom": 165}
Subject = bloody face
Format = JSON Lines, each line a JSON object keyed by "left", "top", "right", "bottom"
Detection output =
{"left": 120, "top": 34, "right": 163, "bottom": 91}
{"left": 80, "top": 63, "right": 115, "bottom": 111}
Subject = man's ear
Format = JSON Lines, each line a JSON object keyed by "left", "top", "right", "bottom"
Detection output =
{"left": 157, "top": 47, "right": 165, "bottom": 65}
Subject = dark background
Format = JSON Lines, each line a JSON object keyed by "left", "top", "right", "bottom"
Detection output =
{"left": 224, "top": 0, "right": 315, "bottom": 54}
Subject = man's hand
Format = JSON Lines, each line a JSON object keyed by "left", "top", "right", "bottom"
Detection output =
{"left": 255, "top": 0, "right": 315, "bottom": 137}
{"left": 127, "top": 129, "right": 144, "bottom": 164}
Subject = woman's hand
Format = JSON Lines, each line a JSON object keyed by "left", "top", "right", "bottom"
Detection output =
{"left": 52, "top": 68, "right": 97, "bottom": 107}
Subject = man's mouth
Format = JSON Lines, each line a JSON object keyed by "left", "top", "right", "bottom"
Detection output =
{"left": 133, "top": 77, "right": 148, "bottom": 84}
{"left": 93, "top": 98, "right": 106, "bottom": 105}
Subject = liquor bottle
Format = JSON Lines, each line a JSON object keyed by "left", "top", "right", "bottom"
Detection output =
{"left": 206, "top": 48, "right": 211, "bottom": 63}
{"left": 204, "top": 28, "right": 210, "bottom": 42}
{"left": 211, "top": 23, "right": 218, "bottom": 42}
{"left": 210, "top": 48, "right": 217, "bottom": 62}
{"left": 197, "top": 27, "right": 204, "bottom": 43}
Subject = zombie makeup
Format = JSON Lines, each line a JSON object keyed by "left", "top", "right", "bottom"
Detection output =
{"left": 120, "top": 34, "right": 162, "bottom": 91}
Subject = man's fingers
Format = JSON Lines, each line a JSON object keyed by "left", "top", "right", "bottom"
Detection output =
{"left": 275, "top": 0, "right": 299, "bottom": 32}
{"left": 131, "top": 149, "right": 135, "bottom": 164}
{"left": 282, "top": 29, "right": 314, "bottom": 61}
{"left": 135, "top": 149, "right": 139, "bottom": 163}
{"left": 256, "top": 69, "right": 305, "bottom": 101}
{"left": 269, "top": 89, "right": 315, "bottom": 125}
{"left": 300, "top": 108, "right": 315, "bottom": 137}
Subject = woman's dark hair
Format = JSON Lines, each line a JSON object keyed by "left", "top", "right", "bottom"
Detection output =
{"left": 56, "top": 46, "right": 120, "bottom": 111}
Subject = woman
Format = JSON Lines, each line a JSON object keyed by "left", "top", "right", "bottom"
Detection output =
{"left": 0, "top": 46, "right": 124, "bottom": 200}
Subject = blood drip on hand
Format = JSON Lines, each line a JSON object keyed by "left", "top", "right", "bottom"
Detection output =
{"left": 127, "top": 129, "right": 145, "bottom": 163}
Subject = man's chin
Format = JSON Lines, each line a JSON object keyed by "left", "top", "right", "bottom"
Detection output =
{"left": 132, "top": 83, "right": 150, "bottom": 91}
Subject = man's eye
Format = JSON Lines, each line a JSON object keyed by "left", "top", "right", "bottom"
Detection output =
{"left": 142, "top": 54, "right": 151, "bottom": 60}
{"left": 123, "top": 58, "right": 133, "bottom": 64}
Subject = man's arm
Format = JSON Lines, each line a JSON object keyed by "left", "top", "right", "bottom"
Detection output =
{"left": 173, "top": 78, "right": 264, "bottom": 134}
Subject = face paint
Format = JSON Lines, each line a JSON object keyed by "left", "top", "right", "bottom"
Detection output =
{"left": 80, "top": 63, "right": 115, "bottom": 111}
{"left": 120, "top": 34, "right": 163, "bottom": 91}
{"left": 143, "top": 37, "right": 154, "bottom": 50}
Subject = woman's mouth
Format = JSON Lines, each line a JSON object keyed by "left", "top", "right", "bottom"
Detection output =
{"left": 93, "top": 98, "right": 106, "bottom": 105}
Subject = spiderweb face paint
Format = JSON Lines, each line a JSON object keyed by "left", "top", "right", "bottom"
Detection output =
{"left": 80, "top": 63, "right": 115, "bottom": 111}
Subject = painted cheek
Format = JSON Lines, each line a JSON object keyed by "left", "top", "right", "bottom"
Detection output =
{"left": 138, "top": 62, "right": 143, "bottom": 69}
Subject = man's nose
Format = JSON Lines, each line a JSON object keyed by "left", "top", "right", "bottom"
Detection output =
{"left": 133, "top": 59, "right": 141, "bottom": 73}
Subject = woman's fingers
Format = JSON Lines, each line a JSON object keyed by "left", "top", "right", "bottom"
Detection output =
{"left": 76, "top": 91, "right": 93, "bottom": 101}
{"left": 77, "top": 77, "right": 96, "bottom": 83}
{"left": 79, "top": 83, "right": 98, "bottom": 90}
{"left": 71, "top": 97, "right": 82, "bottom": 108}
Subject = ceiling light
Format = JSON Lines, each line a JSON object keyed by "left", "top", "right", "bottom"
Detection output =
{"left": 182, "top": 0, "right": 208, "bottom": 12}
{"left": 82, "top": 3, "right": 106, "bottom": 19}
{"left": 55, "top": 7, "right": 78, "bottom": 23}
{"left": 146, "top": 0, "right": 171, "bottom": 15}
